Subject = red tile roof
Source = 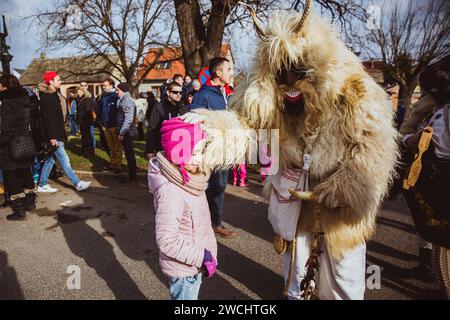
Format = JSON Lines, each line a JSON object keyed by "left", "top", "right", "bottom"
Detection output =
{"left": 137, "top": 44, "right": 231, "bottom": 81}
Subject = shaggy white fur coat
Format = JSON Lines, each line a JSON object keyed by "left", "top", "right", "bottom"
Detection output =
{"left": 193, "top": 12, "right": 398, "bottom": 259}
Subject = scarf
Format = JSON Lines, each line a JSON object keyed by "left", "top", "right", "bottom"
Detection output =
{"left": 156, "top": 152, "right": 209, "bottom": 196}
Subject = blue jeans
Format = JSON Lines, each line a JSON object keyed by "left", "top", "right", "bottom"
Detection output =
{"left": 69, "top": 116, "right": 78, "bottom": 136}
{"left": 169, "top": 273, "right": 202, "bottom": 300}
{"left": 39, "top": 141, "right": 80, "bottom": 187}
{"left": 90, "top": 125, "right": 96, "bottom": 149}
{"left": 32, "top": 157, "right": 40, "bottom": 183}
{"left": 206, "top": 170, "right": 229, "bottom": 228}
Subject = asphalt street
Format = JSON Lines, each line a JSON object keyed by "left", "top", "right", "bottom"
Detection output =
{"left": 0, "top": 170, "right": 443, "bottom": 300}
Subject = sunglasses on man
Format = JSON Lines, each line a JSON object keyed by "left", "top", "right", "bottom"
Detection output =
{"left": 170, "top": 90, "right": 182, "bottom": 95}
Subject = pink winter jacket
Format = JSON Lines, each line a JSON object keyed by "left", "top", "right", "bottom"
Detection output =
{"left": 148, "top": 157, "right": 217, "bottom": 278}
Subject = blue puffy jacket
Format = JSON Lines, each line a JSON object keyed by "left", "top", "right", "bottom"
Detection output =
{"left": 189, "top": 82, "right": 230, "bottom": 111}
{"left": 100, "top": 90, "right": 119, "bottom": 128}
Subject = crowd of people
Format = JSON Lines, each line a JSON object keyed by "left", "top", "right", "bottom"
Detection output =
{"left": 391, "top": 55, "right": 450, "bottom": 298}
{"left": 0, "top": 56, "right": 243, "bottom": 299}
{"left": 0, "top": 58, "right": 250, "bottom": 205}
{"left": 1, "top": 53, "right": 448, "bottom": 300}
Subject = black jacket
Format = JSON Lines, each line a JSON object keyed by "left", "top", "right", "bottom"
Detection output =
{"left": 77, "top": 96, "right": 95, "bottom": 127}
{"left": 0, "top": 86, "right": 35, "bottom": 170}
{"left": 38, "top": 83, "right": 67, "bottom": 142}
{"left": 145, "top": 98, "right": 188, "bottom": 154}
{"left": 145, "top": 92, "right": 157, "bottom": 124}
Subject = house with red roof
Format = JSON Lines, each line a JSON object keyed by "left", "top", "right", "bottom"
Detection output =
{"left": 137, "top": 43, "right": 234, "bottom": 98}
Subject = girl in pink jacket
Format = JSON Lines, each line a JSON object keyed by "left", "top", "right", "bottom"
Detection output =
{"left": 148, "top": 117, "right": 217, "bottom": 300}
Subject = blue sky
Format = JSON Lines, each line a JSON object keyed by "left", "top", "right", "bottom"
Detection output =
{"left": 0, "top": 0, "right": 414, "bottom": 71}
{"left": 0, "top": 0, "right": 50, "bottom": 69}
{"left": 0, "top": 0, "right": 256, "bottom": 71}
{"left": 1, "top": 0, "right": 76, "bottom": 69}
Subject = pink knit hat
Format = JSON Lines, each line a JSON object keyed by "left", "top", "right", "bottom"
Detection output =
{"left": 161, "top": 117, "right": 207, "bottom": 183}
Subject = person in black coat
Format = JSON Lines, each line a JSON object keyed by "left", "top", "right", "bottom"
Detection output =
{"left": 0, "top": 74, "right": 36, "bottom": 221}
{"left": 182, "top": 74, "right": 194, "bottom": 102}
{"left": 145, "top": 82, "right": 188, "bottom": 158}
{"left": 145, "top": 90, "right": 157, "bottom": 125}
{"left": 76, "top": 87, "right": 95, "bottom": 156}
{"left": 94, "top": 93, "right": 109, "bottom": 155}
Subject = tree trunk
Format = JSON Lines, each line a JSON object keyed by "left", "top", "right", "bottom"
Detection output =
{"left": 174, "top": 0, "right": 206, "bottom": 77}
{"left": 200, "top": 0, "right": 229, "bottom": 67}
{"left": 174, "top": 0, "right": 236, "bottom": 77}
{"left": 398, "top": 77, "right": 419, "bottom": 125}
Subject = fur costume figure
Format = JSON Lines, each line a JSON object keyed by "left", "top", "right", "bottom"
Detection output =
{"left": 182, "top": 0, "right": 398, "bottom": 299}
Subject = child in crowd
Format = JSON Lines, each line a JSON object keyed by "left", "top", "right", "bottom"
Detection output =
{"left": 148, "top": 117, "right": 217, "bottom": 300}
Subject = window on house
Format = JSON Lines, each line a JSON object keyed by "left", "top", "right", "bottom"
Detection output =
{"left": 155, "top": 61, "right": 171, "bottom": 70}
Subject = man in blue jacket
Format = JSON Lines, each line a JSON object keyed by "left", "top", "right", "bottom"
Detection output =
{"left": 189, "top": 57, "right": 236, "bottom": 238}
{"left": 99, "top": 78, "right": 122, "bottom": 173}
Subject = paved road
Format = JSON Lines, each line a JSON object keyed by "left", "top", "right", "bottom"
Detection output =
{"left": 0, "top": 170, "right": 443, "bottom": 300}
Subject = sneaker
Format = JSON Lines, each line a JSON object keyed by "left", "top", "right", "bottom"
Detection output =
{"left": 37, "top": 184, "right": 58, "bottom": 193}
{"left": 76, "top": 181, "right": 91, "bottom": 192}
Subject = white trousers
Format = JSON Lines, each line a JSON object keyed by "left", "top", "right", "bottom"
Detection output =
{"left": 284, "top": 230, "right": 366, "bottom": 300}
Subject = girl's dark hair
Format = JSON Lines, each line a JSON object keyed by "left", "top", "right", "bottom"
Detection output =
{"left": 0, "top": 74, "right": 21, "bottom": 89}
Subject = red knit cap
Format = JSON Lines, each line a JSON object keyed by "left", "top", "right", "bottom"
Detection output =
{"left": 43, "top": 71, "right": 59, "bottom": 84}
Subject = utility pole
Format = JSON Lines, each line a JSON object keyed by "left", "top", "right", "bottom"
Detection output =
{"left": 0, "top": 15, "right": 13, "bottom": 74}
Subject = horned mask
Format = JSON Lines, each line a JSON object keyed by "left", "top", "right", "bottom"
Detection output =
{"left": 234, "top": 0, "right": 369, "bottom": 135}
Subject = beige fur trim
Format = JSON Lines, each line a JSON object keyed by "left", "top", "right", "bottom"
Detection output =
{"left": 192, "top": 109, "right": 254, "bottom": 172}
{"left": 38, "top": 82, "right": 56, "bottom": 93}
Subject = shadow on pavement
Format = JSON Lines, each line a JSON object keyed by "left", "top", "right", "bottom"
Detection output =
{"left": 48, "top": 172, "right": 275, "bottom": 300}
{"left": 367, "top": 240, "right": 418, "bottom": 262}
{"left": 201, "top": 243, "right": 284, "bottom": 300}
{"left": 376, "top": 216, "right": 417, "bottom": 234}
{"left": 366, "top": 253, "right": 443, "bottom": 300}
{"left": 59, "top": 215, "right": 148, "bottom": 300}
{"left": 0, "top": 250, "right": 25, "bottom": 299}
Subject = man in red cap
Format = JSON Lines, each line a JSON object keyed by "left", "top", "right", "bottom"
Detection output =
{"left": 37, "top": 71, "right": 91, "bottom": 193}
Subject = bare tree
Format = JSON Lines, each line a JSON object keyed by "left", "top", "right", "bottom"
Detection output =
{"left": 174, "top": 0, "right": 366, "bottom": 77}
{"left": 357, "top": 0, "right": 450, "bottom": 112}
{"left": 31, "top": 0, "right": 178, "bottom": 92}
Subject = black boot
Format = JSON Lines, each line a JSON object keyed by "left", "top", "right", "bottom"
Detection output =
{"left": 24, "top": 192, "right": 37, "bottom": 212}
{"left": 1, "top": 195, "right": 11, "bottom": 208}
{"left": 7, "top": 197, "right": 27, "bottom": 221}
